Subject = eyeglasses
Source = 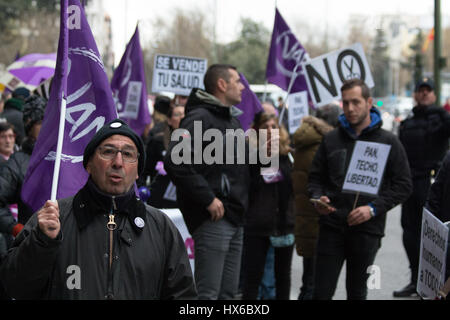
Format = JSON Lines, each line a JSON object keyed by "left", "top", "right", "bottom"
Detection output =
{"left": 97, "top": 146, "right": 139, "bottom": 163}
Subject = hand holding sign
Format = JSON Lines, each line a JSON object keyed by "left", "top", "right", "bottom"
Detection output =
{"left": 342, "top": 141, "right": 391, "bottom": 196}
{"left": 347, "top": 205, "right": 372, "bottom": 226}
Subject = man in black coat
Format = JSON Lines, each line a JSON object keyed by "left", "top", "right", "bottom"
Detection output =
{"left": 164, "top": 64, "right": 249, "bottom": 299}
{"left": 395, "top": 77, "right": 450, "bottom": 297}
{"left": 0, "top": 119, "right": 196, "bottom": 299}
{"left": 308, "top": 79, "right": 412, "bottom": 300}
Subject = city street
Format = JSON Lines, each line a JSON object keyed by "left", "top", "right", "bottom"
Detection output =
{"left": 290, "top": 204, "right": 421, "bottom": 300}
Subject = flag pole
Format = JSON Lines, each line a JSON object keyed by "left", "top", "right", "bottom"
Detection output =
{"left": 262, "top": 80, "right": 268, "bottom": 103}
{"left": 50, "top": 93, "right": 67, "bottom": 201}
{"left": 278, "top": 62, "right": 300, "bottom": 126}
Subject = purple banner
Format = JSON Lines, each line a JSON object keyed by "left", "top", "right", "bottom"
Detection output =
{"left": 21, "top": 0, "right": 118, "bottom": 212}
{"left": 266, "top": 8, "right": 309, "bottom": 94}
{"left": 111, "top": 26, "right": 151, "bottom": 136}
{"left": 235, "top": 73, "right": 263, "bottom": 131}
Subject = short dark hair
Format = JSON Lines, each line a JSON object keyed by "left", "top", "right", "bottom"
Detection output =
{"left": 315, "top": 103, "right": 342, "bottom": 128}
{"left": 203, "top": 64, "right": 237, "bottom": 94}
{"left": 0, "top": 122, "right": 14, "bottom": 134}
{"left": 340, "top": 79, "right": 371, "bottom": 100}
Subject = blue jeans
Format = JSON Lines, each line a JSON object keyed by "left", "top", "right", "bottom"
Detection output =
{"left": 192, "top": 218, "right": 243, "bottom": 299}
{"left": 258, "top": 245, "right": 276, "bottom": 300}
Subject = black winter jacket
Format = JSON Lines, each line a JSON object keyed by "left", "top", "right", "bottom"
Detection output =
{"left": 0, "top": 139, "right": 35, "bottom": 234}
{"left": 164, "top": 88, "right": 250, "bottom": 234}
{"left": 308, "top": 108, "right": 412, "bottom": 237}
{"left": 426, "top": 151, "right": 450, "bottom": 222}
{"left": 399, "top": 105, "right": 450, "bottom": 179}
{"left": 245, "top": 155, "right": 294, "bottom": 237}
{"left": 0, "top": 179, "right": 197, "bottom": 299}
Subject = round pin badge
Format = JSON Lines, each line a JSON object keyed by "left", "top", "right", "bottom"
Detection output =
{"left": 134, "top": 217, "right": 145, "bottom": 228}
{"left": 110, "top": 122, "right": 122, "bottom": 129}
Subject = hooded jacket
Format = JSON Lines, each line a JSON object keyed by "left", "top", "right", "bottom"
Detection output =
{"left": 164, "top": 88, "right": 249, "bottom": 234}
{"left": 308, "top": 108, "right": 412, "bottom": 237}
{"left": 0, "top": 179, "right": 197, "bottom": 300}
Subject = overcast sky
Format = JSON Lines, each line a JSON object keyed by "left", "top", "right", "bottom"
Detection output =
{"left": 106, "top": 0, "right": 450, "bottom": 65}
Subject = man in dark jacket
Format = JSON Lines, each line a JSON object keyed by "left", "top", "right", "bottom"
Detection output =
{"left": 0, "top": 119, "right": 196, "bottom": 300}
{"left": 395, "top": 77, "right": 450, "bottom": 297}
{"left": 308, "top": 79, "right": 412, "bottom": 300}
{"left": 164, "top": 64, "right": 249, "bottom": 299}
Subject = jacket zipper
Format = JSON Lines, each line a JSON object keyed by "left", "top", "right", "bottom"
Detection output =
{"left": 106, "top": 197, "right": 117, "bottom": 299}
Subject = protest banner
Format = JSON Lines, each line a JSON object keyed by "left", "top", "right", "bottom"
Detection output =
{"left": 417, "top": 208, "right": 449, "bottom": 299}
{"left": 152, "top": 54, "right": 207, "bottom": 96}
{"left": 160, "top": 208, "right": 195, "bottom": 274}
{"left": 266, "top": 8, "right": 309, "bottom": 94}
{"left": 111, "top": 26, "right": 151, "bottom": 136}
{"left": 21, "top": 0, "right": 118, "bottom": 212}
{"left": 235, "top": 73, "right": 263, "bottom": 131}
{"left": 342, "top": 141, "right": 391, "bottom": 197}
{"left": 303, "top": 43, "right": 374, "bottom": 107}
{"left": 266, "top": 8, "right": 310, "bottom": 125}
{"left": 287, "top": 91, "right": 309, "bottom": 134}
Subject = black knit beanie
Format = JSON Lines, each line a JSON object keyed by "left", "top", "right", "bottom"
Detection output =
{"left": 83, "top": 119, "right": 145, "bottom": 174}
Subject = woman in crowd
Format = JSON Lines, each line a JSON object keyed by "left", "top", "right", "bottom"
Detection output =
{"left": 291, "top": 103, "right": 342, "bottom": 300}
{"left": 242, "top": 113, "right": 294, "bottom": 300}
{"left": 143, "top": 103, "right": 185, "bottom": 208}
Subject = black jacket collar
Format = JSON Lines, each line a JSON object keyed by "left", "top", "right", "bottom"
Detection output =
{"left": 73, "top": 178, "right": 146, "bottom": 233}
{"left": 185, "top": 88, "right": 233, "bottom": 119}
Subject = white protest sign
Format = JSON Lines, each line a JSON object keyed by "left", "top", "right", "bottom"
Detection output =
{"left": 303, "top": 43, "right": 374, "bottom": 107}
{"left": 342, "top": 141, "right": 391, "bottom": 196}
{"left": 152, "top": 54, "right": 207, "bottom": 96}
{"left": 287, "top": 91, "right": 309, "bottom": 135}
{"left": 160, "top": 208, "right": 195, "bottom": 274}
{"left": 417, "top": 208, "right": 449, "bottom": 299}
{"left": 121, "top": 81, "right": 142, "bottom": 119}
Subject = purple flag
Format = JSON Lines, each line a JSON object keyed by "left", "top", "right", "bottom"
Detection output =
{"left": 235, "top": 73, "right": 263, "bottom": 131}
{"left": 266, "top": 8, "right": 309, "bottom": 94}
{"left": 111, "top": 26, "right": 151, "bottom": 136}
{"left": 21, "top": 0, "right": 118, "bottom": 212}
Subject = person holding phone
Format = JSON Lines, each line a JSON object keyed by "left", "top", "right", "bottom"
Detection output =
{"left": 307, "top": 79, "right": 412, "bottom": 300}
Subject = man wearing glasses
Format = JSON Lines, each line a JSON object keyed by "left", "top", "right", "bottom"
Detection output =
{"left": 0, "top": 119, "right": 196, "bottom": 300}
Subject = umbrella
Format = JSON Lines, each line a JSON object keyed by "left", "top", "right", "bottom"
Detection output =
{"left": 0, "top": 53, "right": 56, "bottom": 92}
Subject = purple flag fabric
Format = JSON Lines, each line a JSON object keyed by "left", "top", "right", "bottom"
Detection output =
{"left": 235, "top": 73, "right": 263, "bottom": 131}
{"left": 1, "top": 53, "right": 56, "bottom": 91}
{"left": 9, "top": 53, "right": 57, "bottom": 87}
{"left": 266, "top": 8, "right": 309, "bottom": 94}
{"left": 111, "top": 26, "right": 151, "bottom": 136}
{"left": 21, "top": 0, "right": 118, "bottom": 212}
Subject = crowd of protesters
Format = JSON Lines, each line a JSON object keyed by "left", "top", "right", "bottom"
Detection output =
{"left": 0, "top": 64, "right": 450, "bottom": 300}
